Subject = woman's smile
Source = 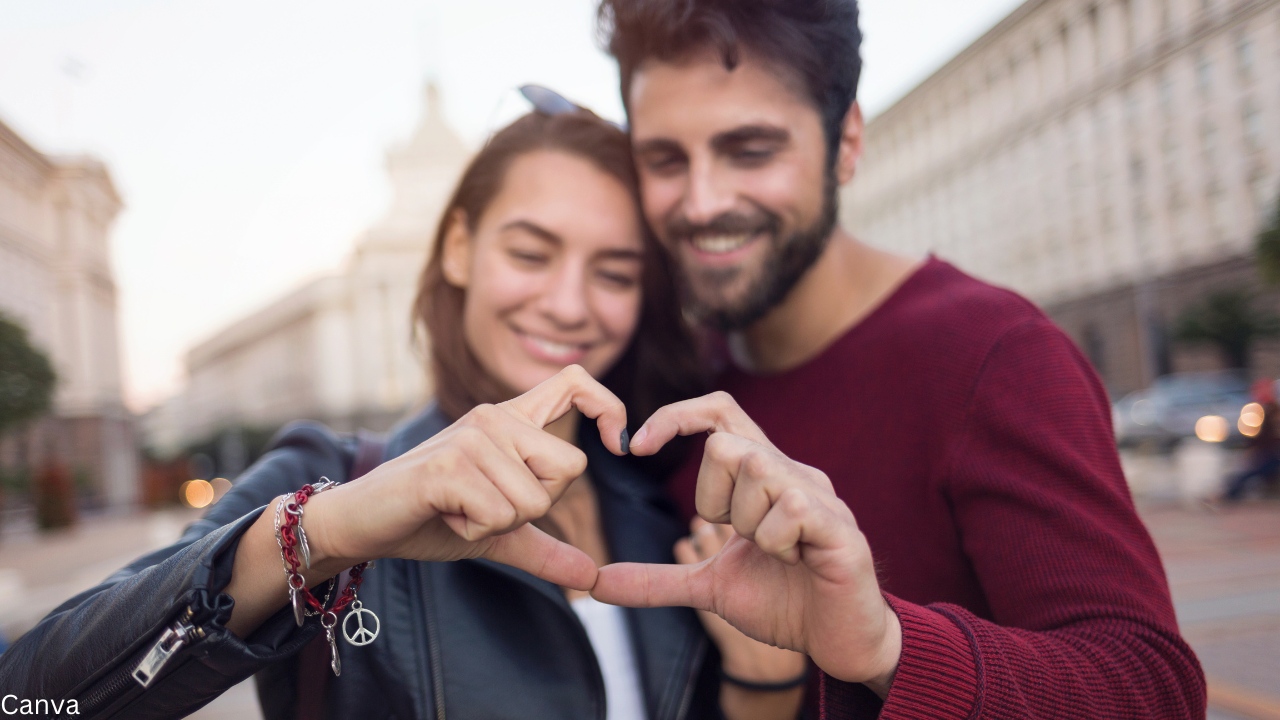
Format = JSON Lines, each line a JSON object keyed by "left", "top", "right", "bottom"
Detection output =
{"left": 510, "top": 324, "right": 596, "bottom": 365}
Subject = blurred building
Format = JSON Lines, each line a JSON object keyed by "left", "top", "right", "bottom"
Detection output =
{"left": 846, "top": 0, "right": 1280, "bottom": 396}
{"left": 0, "top": 117, "right": 138, "bottom": 506}
{"left": 145, "top": 84, "right": 469, "bottom": 458}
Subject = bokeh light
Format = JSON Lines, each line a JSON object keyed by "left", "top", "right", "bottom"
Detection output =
{"left": 1238, "top": 403, "right": 1264, "bottom": 438}
{"left": 181, "top": 479, "right": 215, "bottom": 508}
{"left": 211, "top": 477, "right": 233, "bottom": 501}
{"left": 1194, "top": 416, "right": 1229, "bottom": 444}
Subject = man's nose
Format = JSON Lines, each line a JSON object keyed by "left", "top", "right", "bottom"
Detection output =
{"left": 681, "top": 157, "right": 736, "bottom": 227}
{"left": 538, "top": 262, "right": 591, "bottom": 328}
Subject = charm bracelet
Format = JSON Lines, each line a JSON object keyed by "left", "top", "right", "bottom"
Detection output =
{"left": 274, "top": 479, "right": 380, "bottom": 676}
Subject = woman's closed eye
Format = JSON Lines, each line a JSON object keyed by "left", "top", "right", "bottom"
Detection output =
{"left": 507, "top": 248, "right": 551, "bottom": 267}
{"left": 595, "top": 267, "right": 639, "bottom": 290}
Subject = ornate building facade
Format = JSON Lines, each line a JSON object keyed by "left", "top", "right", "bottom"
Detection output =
{"left": 146, "top": 84, "right": 469, "bottom": 458}
{"left": 845, "top": 0, "right": 1280, "bottom": 396}
{"left": 0, "top": 117, "right": 137, "bottom": 507}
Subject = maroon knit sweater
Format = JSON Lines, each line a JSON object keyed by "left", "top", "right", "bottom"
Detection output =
{"left": 668, "top": 258, "right": 1205, "bottom": 719}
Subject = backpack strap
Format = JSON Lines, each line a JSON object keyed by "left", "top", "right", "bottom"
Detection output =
{"left": 294, "top": 431, "right": 387, "bottom": 720}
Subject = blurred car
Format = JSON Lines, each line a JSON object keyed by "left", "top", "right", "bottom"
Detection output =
{"left": 1112, "top": 371, "right": 1261, "bottom": 448}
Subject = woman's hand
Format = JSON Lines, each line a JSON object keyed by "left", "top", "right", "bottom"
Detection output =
{"left": 225, "top": 366, "right": 627, "bottom": 637}
{"left": 306, "top": 365, "right": 628, "bottom": 591}
{"left": 678, "top": 518, "right": 808, "bottom": 720}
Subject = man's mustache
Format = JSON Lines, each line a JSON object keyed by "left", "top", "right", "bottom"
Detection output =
{"left": 665, "top": 209, "right": 782, "bottom": 245}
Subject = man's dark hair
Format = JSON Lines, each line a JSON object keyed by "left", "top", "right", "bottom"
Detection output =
{"left": 598, "top": 0, "right": 863, "bottom": 159}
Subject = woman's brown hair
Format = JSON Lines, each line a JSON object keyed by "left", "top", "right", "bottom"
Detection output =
{"left": 413, "top": 109, "right": 705, "bottom": 450}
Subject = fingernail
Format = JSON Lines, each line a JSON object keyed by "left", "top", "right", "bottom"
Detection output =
{"left": 631, "top": 427, "right": 647, "bottom": 448}
{"left": 620, "top": 428, "right": 631, "bottom": 455}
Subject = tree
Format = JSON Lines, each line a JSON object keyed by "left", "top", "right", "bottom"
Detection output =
{"left": 1173, "top": 290, "right": 1280, "bottom": 369}
{"left": 0, "top": 313, "right": 57, "bottom": 434}
{"left": 1257, "top": 191, "right": 1280, "bottom": 284}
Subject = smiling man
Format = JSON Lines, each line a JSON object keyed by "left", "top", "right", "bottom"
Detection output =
{"left": 590, "top": 1, "right": 1207, "bottom": 718}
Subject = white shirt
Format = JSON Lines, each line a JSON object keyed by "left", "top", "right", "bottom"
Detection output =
{"left": 570, "top": 596, "right": 648, "bottom": 720}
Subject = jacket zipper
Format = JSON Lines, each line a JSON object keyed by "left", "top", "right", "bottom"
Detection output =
{"left": 77, "top": 605, "right": 207, "bottom": 717}
{"left": 670, "top": 636, "right": 707, "bottom": 720}
{"left": 419, "top": 565, "right": 447, "bottom": 720}
{"left": 132, "top": 606, "right": 206, "bottom": 687}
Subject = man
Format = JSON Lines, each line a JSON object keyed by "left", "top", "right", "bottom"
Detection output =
{"left": 589, "top": 0, "right": 1207, "bottom": 717}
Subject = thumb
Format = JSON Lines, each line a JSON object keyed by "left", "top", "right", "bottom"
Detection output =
{"left": 591, "top": 561, "right": 712, "bottom": 611}
{"left": 482, "top": 524, "right": 600, "bottom": 591}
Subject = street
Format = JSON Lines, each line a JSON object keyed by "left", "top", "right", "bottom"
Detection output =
{"left": 1, "top": 499, "right": 1278, "bottom": 718}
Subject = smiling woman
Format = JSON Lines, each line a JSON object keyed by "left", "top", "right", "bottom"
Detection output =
{"left": 416, "top": 109, "right": 703, "bottom": 431}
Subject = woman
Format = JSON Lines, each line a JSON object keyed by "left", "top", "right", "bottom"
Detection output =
{"left": 0, "top": 106, "right": 806, "bottom": 718}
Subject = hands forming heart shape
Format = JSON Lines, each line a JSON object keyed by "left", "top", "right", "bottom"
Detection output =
{"left": 304, "top": 365, "right": 901, "bottom": 691}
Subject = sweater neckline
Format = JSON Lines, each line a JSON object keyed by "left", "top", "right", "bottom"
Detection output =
{"left": 724, "top": 254, "right": 946, "bottom": 382}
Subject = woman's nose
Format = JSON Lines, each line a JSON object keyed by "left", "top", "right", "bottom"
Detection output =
{"left": 537, "top": 263, "right": 591, "bottom": 328}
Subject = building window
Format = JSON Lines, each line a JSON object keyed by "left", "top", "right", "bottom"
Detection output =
{"left": 1158, "top": 71, "right": 1174, "bottom": 119}
{"left": 1243, "top": 100, "right": 1263, "bottom": 151}
{"left": 1200, "top": 119, "right": 1219, "bottom": 157}
{"left": 1196, "top": 53, "right": 1213, "bottom": 97}
{"left": 1237, "top": 35, "right": 1255, "bottom": 80}
{"left": 1254, "top": 174, "right": 1277, "bottom": 225}
{"left": 1124, "top": 87, "right": 1140, "bottom": 126}
{"left": 1207, "top": 179, "right": 1230, "bottom": 238}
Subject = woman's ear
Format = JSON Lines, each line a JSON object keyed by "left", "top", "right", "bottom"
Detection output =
{"left": 441, "top": 209, "right": 472, "bottom": 288}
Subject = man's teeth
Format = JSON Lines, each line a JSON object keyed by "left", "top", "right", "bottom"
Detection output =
{"left": 528, "top": 335, "right": 581, "bottom": 358}
{"left": 692, "top": 234, "right": 752, "bottom": 254}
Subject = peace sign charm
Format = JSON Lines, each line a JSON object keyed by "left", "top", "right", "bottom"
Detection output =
{"left": 342, "top": 600, "right": 380, "bottom": 646}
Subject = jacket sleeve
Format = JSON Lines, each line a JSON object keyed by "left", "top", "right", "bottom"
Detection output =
{"left": 0, "top": 421, "right": 355, "bottom": 720}
{"left": 821, "top": 318, "right": 1205, "bottom": 719}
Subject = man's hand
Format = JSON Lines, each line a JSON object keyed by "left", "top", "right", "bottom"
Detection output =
{"left": 590, "top": 392, "right": 902, "bottom": 695}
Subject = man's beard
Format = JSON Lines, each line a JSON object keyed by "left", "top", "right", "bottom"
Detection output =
{"left": 667, "top": 172, "right": 839, "bottom": 332}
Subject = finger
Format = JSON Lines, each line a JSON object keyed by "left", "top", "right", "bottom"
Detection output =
{"left": 482, "top": 524, "right": 599, "bottom": 591}
{"left": 468, "top": 434, "right": 555, "bottom": 526}
{"left": 592, "top": 561, "right": 713, "bottom": 612}
{"left": 674, "top": 537, "right": 699, "bottom": 564}
{"left": 425, "top": 463, "right": 519, "bottom": 542}
{"left": 629, "top": 391, "right": 772, "bottom": 456}
{"left": 464, "top": 407, "right": 588, "bottom": 499}
{"left": 756, "top": 488, "right": 862, "bottom": 574}
{"left": 711, "top": 522, "right": 734, "bottom": 543}
{"left": 693, "top": 522, "right": 727, "bottom": 557}
{"left": 694, "top": 432, "right": 775, "bottom": 526}
{"left": 727, "top": 449, "right": 780, "bottom": 541}
{"left": 501, "top": 365, "right": 629, "bottom": 454}
{"left": 752, "top": 487, "right": 810, "bottom": 565}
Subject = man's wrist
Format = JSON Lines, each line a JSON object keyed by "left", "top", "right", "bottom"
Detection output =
{"left": 862, "top": 602, "right": 903, "bottom": 700}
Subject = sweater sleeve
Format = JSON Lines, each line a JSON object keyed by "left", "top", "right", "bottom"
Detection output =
{"left": 822, "top": 317, "right": 1205, "bottom": 719}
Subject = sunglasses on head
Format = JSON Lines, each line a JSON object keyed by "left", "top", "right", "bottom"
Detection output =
{"left": 518, "top": 84, "right": 627, "bottom": 132}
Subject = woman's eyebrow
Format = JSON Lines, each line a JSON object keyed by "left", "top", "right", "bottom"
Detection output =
{"left": 500, "top": 219, "right": 562, "bottom": 245}
{"left": 595, "top": 248, "right": 644, "bottom": 261}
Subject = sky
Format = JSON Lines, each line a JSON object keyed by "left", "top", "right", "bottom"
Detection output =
{"left": 0, "top": 0, "right": 1026, "bottom": 411}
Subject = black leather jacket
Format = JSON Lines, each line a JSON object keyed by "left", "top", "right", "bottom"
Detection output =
{"left": 0, "top": 406, "right": 720, "bottom": 719}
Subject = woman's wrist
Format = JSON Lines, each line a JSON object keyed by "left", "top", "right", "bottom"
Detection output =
{"left": 298, "top": 488, "right": 370, "bottom": 580}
